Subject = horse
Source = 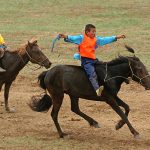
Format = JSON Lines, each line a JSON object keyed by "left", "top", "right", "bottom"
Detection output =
{"left": 0, "top": 38, "right": 51, "bottom": 112}
{"left": 29, "top": 46, "right": 150, "bottom": 138}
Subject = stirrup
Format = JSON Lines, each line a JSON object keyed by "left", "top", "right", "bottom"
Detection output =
{"left": 96, "top": 86, "right": 104, "bottom": 96}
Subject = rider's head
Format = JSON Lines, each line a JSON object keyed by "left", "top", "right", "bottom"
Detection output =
{"left": 85, "top": 24, "right": 96, "bottom": 39}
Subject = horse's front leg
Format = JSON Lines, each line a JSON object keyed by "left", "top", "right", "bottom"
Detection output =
{"left": 105, "top": 94, "right": 139, "bottom": 138}
{"left": 115, "top": 96, "right": 130, "bottom": 130}
{"left": 0, "top": 83, "right": 3, "bottom": 106}
{"left": 4, "top": 82, "right": 15, "bottom": 112}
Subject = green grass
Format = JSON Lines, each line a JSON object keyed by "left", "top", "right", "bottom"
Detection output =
{"left": 0, "top": 0, "right": 149, "bottom": 68}
{"left": 0, "top": 0, "right": 150, "bottom": 149}
{"left": 0, "top": 0, "right": 149, "bottom": 70}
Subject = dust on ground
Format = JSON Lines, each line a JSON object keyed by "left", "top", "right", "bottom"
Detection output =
{"left": 0, "top": 73, "right": 150, "bottom": 150}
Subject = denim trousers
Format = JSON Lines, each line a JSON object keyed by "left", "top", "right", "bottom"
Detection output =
{"left": 81, "top": 57, "right": 99, "bottom": 90}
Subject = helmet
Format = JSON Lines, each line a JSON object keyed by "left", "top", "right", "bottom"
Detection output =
{"left": 0, "top": 34, "right": 5, "bottom": 45}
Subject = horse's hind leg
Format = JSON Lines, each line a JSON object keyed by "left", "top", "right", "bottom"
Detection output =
{"left": 51, "top": 93, "right": 66, "bottom": 138}
{"left": 69, "top": 95, "right": 100, "bottom": 128}
{"left": 115, "top": 96, "right": 130, "bottom": 130}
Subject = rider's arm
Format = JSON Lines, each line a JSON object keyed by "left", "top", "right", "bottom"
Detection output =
{"left": 96, "top": 35, "right": 126, "bottom": 46}
{"left": 96, "top": 36, "right": 117, "bottom": 46}
{"left": 59, "top": 34, "right": 83, "bottom": 45}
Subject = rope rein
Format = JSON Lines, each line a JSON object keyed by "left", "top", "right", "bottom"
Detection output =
{"left": 25, "top": 48, "right": 49, "bottom": 66}
{"left": 104, "top": 63, "right": 129, "bottom": 82}
{"left": 128, "top": 61, "right": 150, "bottom": 85}
{"left": 18, "top": 47, "right": 49, "bottom": 71}
{"left": 104, "top": 60, "right": 150, "bottom": 84}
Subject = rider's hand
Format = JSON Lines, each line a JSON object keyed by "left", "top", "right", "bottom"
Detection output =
{"left": 116, "top": 35, "right": 126, "bottom": 39}
{"left": 59, "top": 34, "right": 68, "bottom": 39}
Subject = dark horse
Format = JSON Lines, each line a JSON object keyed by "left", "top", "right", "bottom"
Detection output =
{"left": 29, "top": 46, "right": 150, "bottom": 138}
{"left": 0, "top": 38, "right": 51, "bottom": 112}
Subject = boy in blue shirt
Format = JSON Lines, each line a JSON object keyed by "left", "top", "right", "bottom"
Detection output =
{"left": 59, "top": 24, "right": 125, "bottom": 96}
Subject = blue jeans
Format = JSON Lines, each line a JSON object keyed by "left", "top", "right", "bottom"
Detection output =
{"left": 81, "top": 57, "right": 99, "bottom": 90}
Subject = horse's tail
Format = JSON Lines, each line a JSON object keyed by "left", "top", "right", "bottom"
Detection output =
{"left": 28, "top": 71, "right": 52, "bottom": 112}
{"left": 29, "top": 94, "right": 52, "bottom": 112}
{"left": 38, "top": 71, "right": 47, "bottom": 90}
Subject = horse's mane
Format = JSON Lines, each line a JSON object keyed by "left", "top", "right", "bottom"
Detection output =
{"left": 6, "top": 43, "right": 27, "bottom": 55}
{"left": 107, "top": 56, "right": 129, "bottom": 66}
{"left": 6, "top": 37, "right": 37, "bottom": 55}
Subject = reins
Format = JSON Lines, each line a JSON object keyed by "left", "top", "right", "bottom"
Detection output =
{"left": 25, "top": 48, "right": 49, "bottom": 66}
{"left": 104, "top": 63, "right": 129, "bottom": 82}
{"left": 104, "top": 60, "right": 150, "bottom": 85}
{"left": 18, "top": 46, "right": 48, "bottom": 71}
{"left": 128, "top": 61, "right": 150, "bottom": 85}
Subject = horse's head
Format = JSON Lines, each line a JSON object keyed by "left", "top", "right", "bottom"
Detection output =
{"left": 26, "top": 38, "right": 51, "bottom": 69}
{"left": 128, "top": 56, "right": 150, "bottom": 90}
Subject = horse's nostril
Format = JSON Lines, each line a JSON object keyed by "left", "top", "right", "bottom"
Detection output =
{"left": 46, "top": 62, "right": 51, "bottom": 69}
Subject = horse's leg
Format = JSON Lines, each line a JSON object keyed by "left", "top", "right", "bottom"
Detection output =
{"left": 4, "top": 82, "right": 15, "bottom": 112}
{"left": 115, "top": 96, "right": 130, "bottom": 130}
{"left": 69, "top": 95, "right": 100, "bottom": 128}
{"left": 51, "top": 93, "right": 65, "bottom": 138}
{"left": 0, "top": 83, "right": 3, "bottom": 106}
{"left": 0, "top": 83, "right": 3, "bottom": 91}
{"left": 104, "top": 94, "right": 139, "bottom": 138}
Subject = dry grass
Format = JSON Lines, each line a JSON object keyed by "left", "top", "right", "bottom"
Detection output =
{"left": 0, "top": 0, "right": 150, "bottom": 149}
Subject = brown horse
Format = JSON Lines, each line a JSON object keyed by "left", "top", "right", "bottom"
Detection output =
{"left": 29, "top": 46, "right": 150, "bottom": 138}
{"left": 0, "top": 38, "right": 51, "bottom": 112}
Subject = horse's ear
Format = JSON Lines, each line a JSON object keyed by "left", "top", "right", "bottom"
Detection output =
{"left": 133, "top": 55, "right": 140, "bottom": 61}
{"left": 29, "top": 37, "right": 38, "bottom": 45}
{"left": 28, "top": 39, "right": 37, "bottom": 47}
{"left": 129, "top": 57, "right": 142, "bottom": 70}
{"left": 128, "top": 57, "right": 136, "bottom": 65}
{"left": 28, "top": 41, "right": 32, "bottom": 47}
{"left": 33, "top": 40, "right": 37, "bottom": 44}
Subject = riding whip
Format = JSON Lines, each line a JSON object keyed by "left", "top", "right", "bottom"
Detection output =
{"left": 51, "top": 35, "right": 60, "bottom": 52}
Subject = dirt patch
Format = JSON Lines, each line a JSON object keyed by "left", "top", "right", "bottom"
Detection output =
{"left": 0, "top": 74, "right": 150, "bottom": 150}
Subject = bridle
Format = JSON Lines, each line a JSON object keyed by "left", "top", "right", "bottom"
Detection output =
{"left": 18, "top": 45, "right": 49, "bottom": 68}
{"left": 128, "top": 61, "right": 150, "bottom": 85}
{"left": 104, "top": 60, "right": 150, "bottom": 86}
{"left": 24, "top": 48, "right": 49, "bottom": 67}
{"left": 104, "top": 63, "right": 129, "bottom": 82}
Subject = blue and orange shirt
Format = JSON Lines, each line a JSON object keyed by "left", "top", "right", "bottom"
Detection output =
{"left": 64, "top": 34, "right": 117, "bottom": 60}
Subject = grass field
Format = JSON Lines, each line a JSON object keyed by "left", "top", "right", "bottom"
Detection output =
{"left": 0, "top": 0, "right": 150, "bottom": 66}
{"left": 0, "top": 0, "right": 150, "bottom": 149}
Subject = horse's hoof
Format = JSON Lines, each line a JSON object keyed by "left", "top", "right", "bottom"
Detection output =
{"left": 63, "top": 134, "right": 70, "bottom": 139}
{"left": 91, "top": 123, "right": 100, "bottom": 128}
{"left": 115, "top": 123, "right": 122, "bottom": 130}
{"left": 115, "top": 120, "right": 124, "bottom": 130}
{"left": 59, "top": 133, "right": 68, "bottom": 138}
{"left": 9, "top": 108, "right": 16, "bottom": 113}
{"left": 134, "top": 133, "right": 140, "bottom": 139}
{"left": 0, "top": 102, "right": 4, "bottom": 106}
{"left": 6, "top": 107, "right": 16, "bottom": 113}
